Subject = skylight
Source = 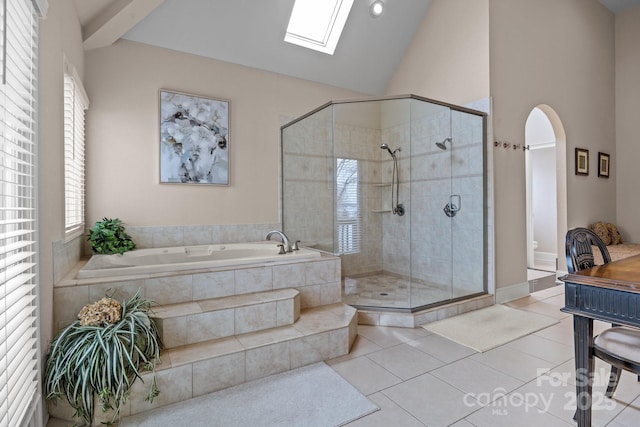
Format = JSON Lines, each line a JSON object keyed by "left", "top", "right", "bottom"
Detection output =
{"left": 284, "top": 0, "right": 355, "bottom": 55}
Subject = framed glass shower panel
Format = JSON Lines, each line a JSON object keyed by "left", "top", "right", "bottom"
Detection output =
{"left": 409, "top": 101, "right": 453, "bottom": 307}
{"left": 281, "top": 105, "right": 335, "bottom": 253}
{"left": 450, "top": 110, "right": 486, "bottom": 299}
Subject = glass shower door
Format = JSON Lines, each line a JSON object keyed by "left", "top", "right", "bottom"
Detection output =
{"left": 410, "top": 103, "right": 485, "bottom": 308}
{"left": 410, "top": 101, "right": 454, "bottom": 307}
{"left": 450, "top": 110, "right": 485, "bottom": 299}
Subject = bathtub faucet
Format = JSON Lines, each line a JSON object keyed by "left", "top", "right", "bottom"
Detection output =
{"left": 265, "top": 230, "right": 292, "bottom": 253}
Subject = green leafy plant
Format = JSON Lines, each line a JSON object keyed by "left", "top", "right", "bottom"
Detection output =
{"left": 44, "top": 291, "right": 162, "bottom": 425}
{"left": 88, "top": 218, "right": 136, "bottom": 254}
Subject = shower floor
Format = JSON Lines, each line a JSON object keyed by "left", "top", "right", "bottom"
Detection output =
{"left": 342, "top": 273, "right": 453, "bottom": 309}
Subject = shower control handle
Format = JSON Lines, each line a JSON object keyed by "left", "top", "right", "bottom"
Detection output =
{"left": 444, "top": 194, "right": 461, "bottom": 218}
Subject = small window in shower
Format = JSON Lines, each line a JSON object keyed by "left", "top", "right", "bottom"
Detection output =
{"left": 336, "top": 158, "right": 360, "bottom": 254}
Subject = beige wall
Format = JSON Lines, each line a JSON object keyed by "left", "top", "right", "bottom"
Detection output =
{"left": 84, "top": 41, "right": 362, "bottom": 228}
{"left": 386, "top": 0, "right": 490, "bottom": 104}
{"left": 39, "top": 0, "right": 84, "bottom": 346}
{"left": 615, "top": 6, "right": 640, "bottom": 241}
{"left": 489, "top": 0, "right": 616, "bottom": 287}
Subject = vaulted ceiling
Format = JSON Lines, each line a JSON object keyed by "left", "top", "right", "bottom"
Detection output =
{"left": 73, "top": 0, "right": 640, "bottom": 95}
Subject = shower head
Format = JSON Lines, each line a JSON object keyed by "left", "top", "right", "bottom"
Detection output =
{"left": 380, "top": 143, "right": 395, "bottom": 158}
{"left": 435, "top": 137, "right": 452, "bottom": 150}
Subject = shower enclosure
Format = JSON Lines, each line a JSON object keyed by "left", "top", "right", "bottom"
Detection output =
{"left": 281, "top": 95, "right": 487, "bottom": 311}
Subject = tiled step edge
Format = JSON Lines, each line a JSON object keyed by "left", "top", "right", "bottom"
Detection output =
{"left": 358, "top": 294, "right": 494, "bottom": 328}
{"left": 123, "top": 303, "right": 357, "bottom": 418}
{"left": 153, "top": 288, "right": 301, "bottom": 348}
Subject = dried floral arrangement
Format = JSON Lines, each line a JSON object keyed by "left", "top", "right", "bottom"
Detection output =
{"left": 77, "top": 297, "right": 122, "bottom": 326}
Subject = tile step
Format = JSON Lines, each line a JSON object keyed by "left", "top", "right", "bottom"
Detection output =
{"left": 128, "top": 303, "right": 357, "bottom": 418}
{"left": 153, "top": 288, "right": 301, "bottom": 348}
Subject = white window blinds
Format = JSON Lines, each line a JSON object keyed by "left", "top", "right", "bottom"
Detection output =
{"left": 0, "top": 0, "right": 41, "bottom": 426}
{"left": 63, "top": 63, "right": 88, "bottom": 235}
{"left": 336, "top": 158, "right": 360, "bottom": 254}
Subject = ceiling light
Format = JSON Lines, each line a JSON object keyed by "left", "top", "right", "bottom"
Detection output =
{"left": 284, "top": 0, "right": 355, "bottom": 55}
{"left": 370, "top": 0, "right": 384, "bottom": 18}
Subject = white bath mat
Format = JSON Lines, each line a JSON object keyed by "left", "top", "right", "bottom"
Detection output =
{"left": 121, "top": 362, "right": 378, "bottom": 427}
{"left": 422, "top": 305, "right": 559, "bottom": 352}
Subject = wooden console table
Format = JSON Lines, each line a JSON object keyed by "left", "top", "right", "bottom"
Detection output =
{"left": 561, "top": 254, "right": 640, "bottom": 427}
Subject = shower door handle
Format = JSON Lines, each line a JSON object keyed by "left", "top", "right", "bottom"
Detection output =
{"left": 444, "top": 194, "right": 461, "bottom": 218}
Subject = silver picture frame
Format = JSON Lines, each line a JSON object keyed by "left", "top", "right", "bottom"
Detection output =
{"left": 159, "top": 89, "right": 230, "bottom": 185}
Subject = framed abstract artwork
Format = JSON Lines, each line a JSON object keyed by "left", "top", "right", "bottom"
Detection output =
{"left": 575, "top": 148, "right": 589, "bottom": 176}
{"left": 598, "top": 152, "right": 610, "bottom": 178}
{"left": 159, "top": 90, "right": 230, "bottom": 185}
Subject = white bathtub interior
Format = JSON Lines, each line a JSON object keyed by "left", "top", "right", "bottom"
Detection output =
{"left": 78, "top": 242, "right": 321, "bottom": 279}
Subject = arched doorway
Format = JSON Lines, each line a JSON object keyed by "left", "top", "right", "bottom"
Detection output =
{"left": 525, "top": 105, "right": 567, "bottom": 277}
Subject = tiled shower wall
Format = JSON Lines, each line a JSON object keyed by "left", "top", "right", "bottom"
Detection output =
{"left": 379, "top": 121, "right": 411, "bottom": 278}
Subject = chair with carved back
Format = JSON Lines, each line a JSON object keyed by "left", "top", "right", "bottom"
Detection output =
{"left": 565, "top": 227, "right": 640, "bottom": 400}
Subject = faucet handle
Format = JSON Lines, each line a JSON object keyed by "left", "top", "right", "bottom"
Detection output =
{"left": 277, "top": 244, "right": 286, "bottom": 255}
{"left": 292, "top": 240, "right": 300, "bottom": 251}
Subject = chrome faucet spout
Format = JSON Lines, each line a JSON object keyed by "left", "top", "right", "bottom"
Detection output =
{"left": 265, "top": 230, "right": 292, "bottom": 253}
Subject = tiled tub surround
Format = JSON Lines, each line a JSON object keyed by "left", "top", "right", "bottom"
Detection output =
{"left": 53, "top": 222, "right": 281, "bottom": 286}
{"left": 124, "top": 222, "right": 282, "bottom": 250}
{"left": 51, "top": 254, "right": 357, "bottom": 423}
{"left": 54, "top": 254, "right": 343, "bottom": 333}
{"left": 52, "top": 234, "right": 84, "bottom": 284}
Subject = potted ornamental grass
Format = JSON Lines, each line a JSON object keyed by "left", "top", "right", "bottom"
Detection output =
{"left": 44, "top": 291, "right": 162, "bottom": 426}
{"left": 88, "top": 218, "right": 136, "bottom": 255}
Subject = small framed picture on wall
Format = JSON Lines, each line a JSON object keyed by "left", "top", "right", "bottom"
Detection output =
{"left": 575, "top": 148, "right": 589, "bottom": 176}
{"left": 598, "top": 152, "right": 610, "bottom": 178}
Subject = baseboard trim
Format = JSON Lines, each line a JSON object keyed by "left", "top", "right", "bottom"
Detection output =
{"left": 534, "top": 251, "right": 557, "bottom": 263}
{"left": 495, "top": 281, "right": 530, "bottom": 304}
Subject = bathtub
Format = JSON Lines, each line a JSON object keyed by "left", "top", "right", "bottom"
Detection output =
{"left": 77, "top": 242, "right": 321, "bottom": 279}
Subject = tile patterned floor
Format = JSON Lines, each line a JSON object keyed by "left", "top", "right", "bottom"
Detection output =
{"left": 342, "top": 274, "right": 452, "bottom": 309}
{"left": 329, "top": 285, "right": 640, "bottom": 426}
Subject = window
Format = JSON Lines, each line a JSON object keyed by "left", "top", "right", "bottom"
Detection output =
{"left": 336, "top": 158, "right": 360, "bottom": 254}
{"left": 0, "top": 1, "right": 46, "bottom": 425}
{"left": 284, "top": 0, "right": 354, "bottom": 55}
{"left": 63, "top": 61, "right": 88, "bottom": 236}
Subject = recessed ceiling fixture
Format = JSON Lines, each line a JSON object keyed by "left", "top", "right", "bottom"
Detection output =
{"left": 370, "top": 0, "right": 384, "bottom": 18}
{"left": 284, "top": 0, "right": 355, "bottom": 55}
